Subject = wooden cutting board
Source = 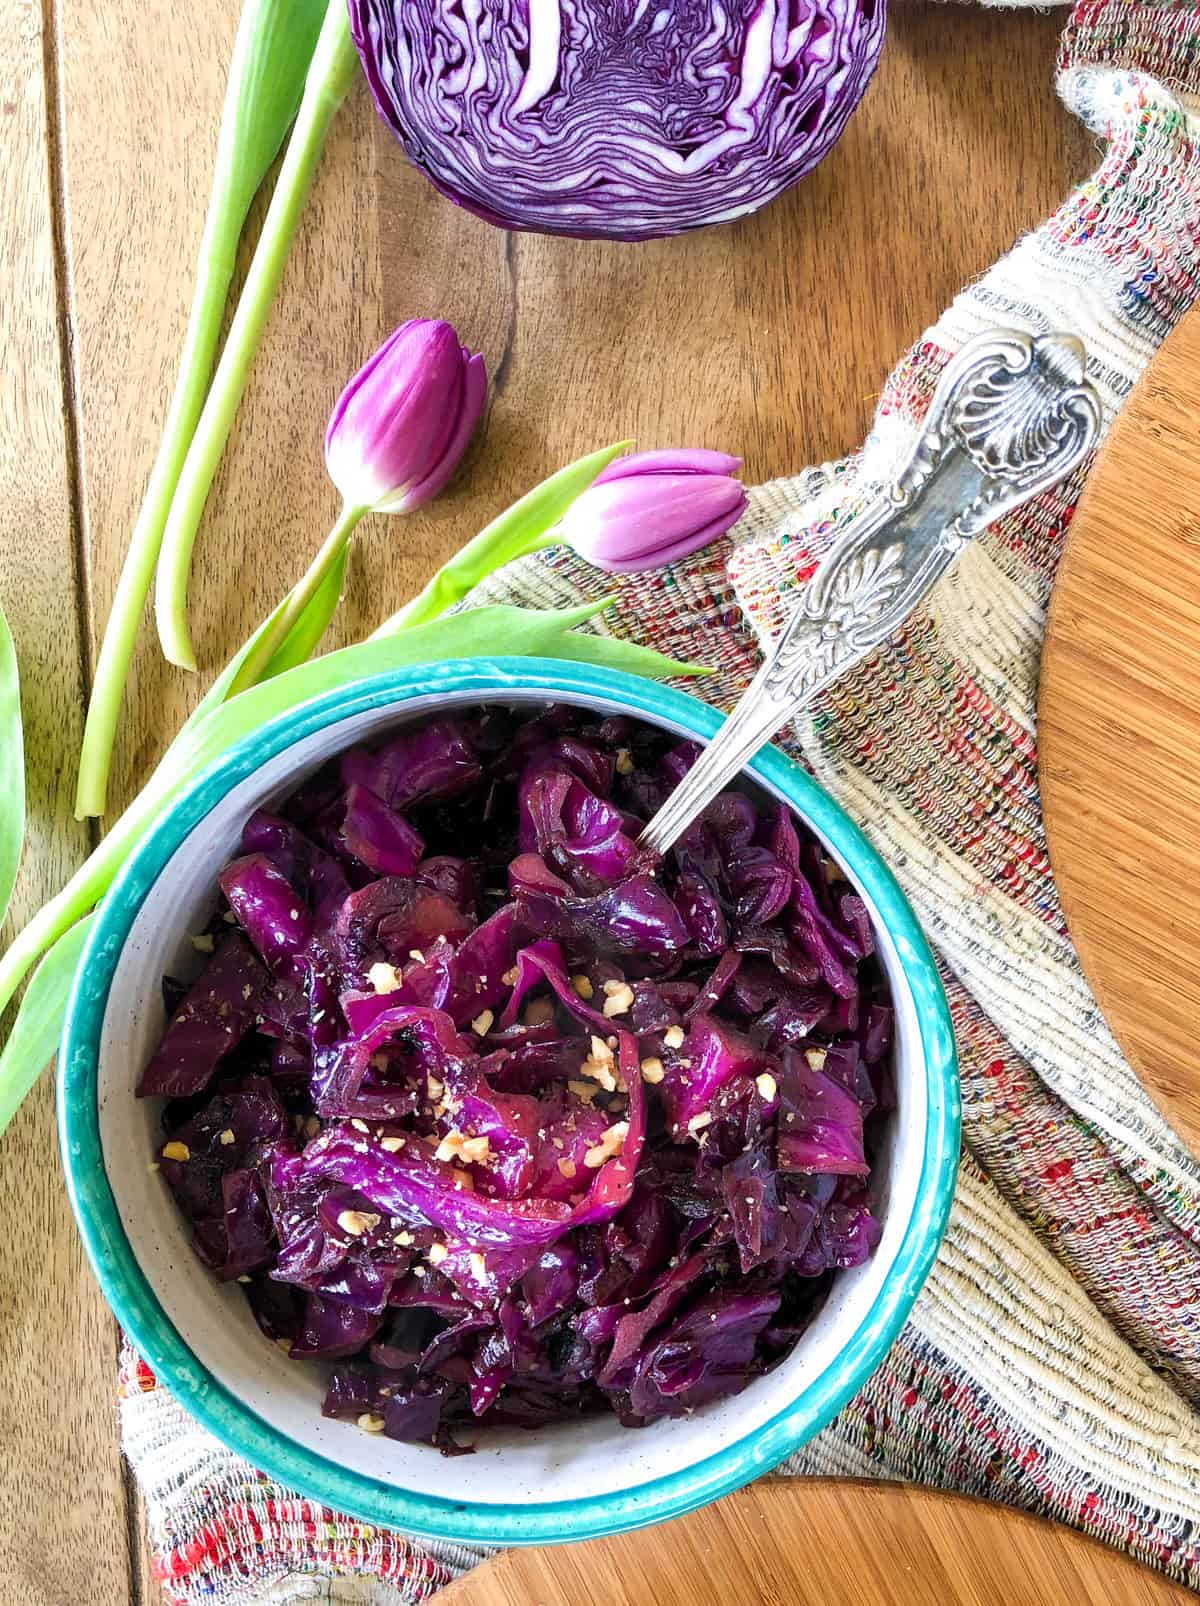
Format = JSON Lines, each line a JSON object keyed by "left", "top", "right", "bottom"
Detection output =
{"left": 1039, "top": 309, "right": 1200, "bottom": 1159}
{"left": 439, "top": 1480, "right": 1193, "bottom": 1604}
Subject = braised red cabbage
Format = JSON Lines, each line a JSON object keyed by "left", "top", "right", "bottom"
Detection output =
{"left": 141, "top": 704, "right": 891, "bottom": 1451}
{"left": 348, "top": 0, "right": 887, "bottom": 242}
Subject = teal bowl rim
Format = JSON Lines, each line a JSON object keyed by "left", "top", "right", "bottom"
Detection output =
{"left": 59, "top": 657, "right": 959, "bottom": 1547}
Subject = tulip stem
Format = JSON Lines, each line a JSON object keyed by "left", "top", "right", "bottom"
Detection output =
{"left": 74, "top": 258, "right": 235, "bottom": 820}
{"left": 225, "top": 500, "right": 365, "bottom": 697}
{"left": 154, "top": 0, "right": 360, "bottom": 672}
{"left": 72, "top": 0, "right": 339, "bottom": 819}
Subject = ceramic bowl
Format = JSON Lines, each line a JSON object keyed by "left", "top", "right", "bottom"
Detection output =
{"left": 59, "top": 658, "right": 958, "bottom": 1546}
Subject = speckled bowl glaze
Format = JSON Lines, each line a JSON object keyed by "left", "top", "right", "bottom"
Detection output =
{"left": 59, "top": 658, "right": 959, "bottom": 1547}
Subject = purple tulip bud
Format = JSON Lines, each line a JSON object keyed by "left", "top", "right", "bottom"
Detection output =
{"left": 325, "top": 319, "right": 487, "bottom": 514}
{"left": 559, "top": 449, "right": 747, "bottom": 574}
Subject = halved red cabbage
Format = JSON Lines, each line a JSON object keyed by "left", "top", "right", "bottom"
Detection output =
{"left": 348, "top": 0, "right": 887, "bottom": 242}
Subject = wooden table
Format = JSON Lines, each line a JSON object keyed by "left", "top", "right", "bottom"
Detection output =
{"left": 2, "top": 2, "right": 1090, "bottom": 1601}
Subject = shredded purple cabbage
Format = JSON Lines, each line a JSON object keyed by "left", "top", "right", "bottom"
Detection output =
{"left": 141, "top": 705, "right": 892, "bottom": 1452}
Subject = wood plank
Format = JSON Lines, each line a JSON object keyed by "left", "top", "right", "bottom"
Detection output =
{"left": 439, "top": 1481, "right": 1192, "bottom": 1606}
{"left": 0, "top": 0, "right": 133, "bottom": 1601}
{"left": 1040, "top": 308, "right": 1200, "bottom": 1158}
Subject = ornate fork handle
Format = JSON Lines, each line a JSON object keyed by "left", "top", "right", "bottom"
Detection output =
{"left": 640, "top": 330, "right": 1104, "bottom": 856}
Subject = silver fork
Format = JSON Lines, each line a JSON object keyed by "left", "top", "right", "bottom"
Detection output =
{"left": 639, "top": 329, "right": 1104, "bottom": 856}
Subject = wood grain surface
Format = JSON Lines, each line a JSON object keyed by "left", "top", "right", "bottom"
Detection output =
{"left": 2, "top": 1, "right": 1100, "bottom": 1601}
{"left": 1040, "top": 310, "right": 1200, "bottom": 1160}
{"left": 0, "top": 5, "right": 134, "bottom": 1604}
{"left": 438, "top": 1481, "right": 1196, "bottom": 1606}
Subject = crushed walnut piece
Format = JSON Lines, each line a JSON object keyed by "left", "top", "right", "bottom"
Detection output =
{"left": 357, "top": 1413, "right": 386, "bottom": 1433}
{"left": 664, "top": 1024, "right": 685, "bottom": 1050}
{"left": 755, "top": 1072, "right": 778, "bottom": 1102}
{"left": 218, "top": 1128, "right": 236, "bottom": 1146}
{"left": 805, "top": 1047, "right": 828, "bottom": 1071}
{"left": 601, "top": 979, "right": 634, "bottom": 1017}
{"left": 576, "top": 1034, "right": 619, "bottom": 1092}
{"left": 470, "top": 1008, "right": 494, "bottom": 1036}
{"left": 190, "top": 932, "right": 215, "bottom": 954}
{"left": 367, "top": 961, "right": 402, "bottom": 994}
{"left": 161, "top": 1141, "right": 190, "bottom": 1162}
{"left": 570, "top": 973, "right": 594, "bottom": 1000}
{"left": 427, "top": 1242, "right": 448, "bottom": 1265}
{"left": 435, "top": 1129, "right": 491, "bottom": 1166}
{"left": 379, "top": 1135, "right": 405, "bottom": 1153}
{"left": 686, "top": 1112, "right": 712, "bottom": 1135}
{"left": 615, "top": 748, "right": 634, "bottom": 775}
{"left": 337, "top": 1209, "right": 381, "bottom": 1237}
{"left": 557, "top": 1157, "right": 577, "bottom": 1180}
{"left": 567, "top": 1079, "right": 599, "bottom": 1104}
{"left": 583, "top": 1121, "right": 629, "bottom": 1169}
{"left": 640, "top": 1056, "right": 665, "bottom": 1085}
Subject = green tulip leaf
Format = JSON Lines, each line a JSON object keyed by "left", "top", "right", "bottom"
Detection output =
{"left": 382, "top": 442, "right": 632, "bottom": 632}
{"left": 0, "top": 916, "right": 93, "bottom": 1138}
{"left": 0, "top": 602, "right": 708, "bottom": 1034}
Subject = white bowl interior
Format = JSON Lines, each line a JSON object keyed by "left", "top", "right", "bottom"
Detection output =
{"left": 97, "top": 689, "right": 927, "bottom": 1507}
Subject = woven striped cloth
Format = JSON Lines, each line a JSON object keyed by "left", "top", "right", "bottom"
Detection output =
{"left": 121, "top": 1, "right": 1200, "bottom": 1598}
